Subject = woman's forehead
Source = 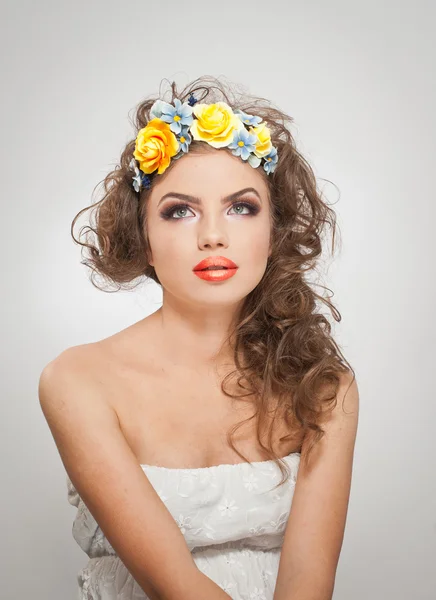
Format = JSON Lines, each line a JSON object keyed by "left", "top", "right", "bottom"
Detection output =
{"left": 150, "top": 150, "right": 269, "bottom": 202}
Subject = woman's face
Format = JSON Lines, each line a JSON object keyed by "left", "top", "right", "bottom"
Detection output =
{"left": 145, "top": 148, "right": 272, "bottom": 310}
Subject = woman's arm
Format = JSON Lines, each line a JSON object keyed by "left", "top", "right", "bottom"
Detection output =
{"left": 164, "top": 570, "right": 232, "bottom": 600}
{"left": 273, "top": 373, "right": 359, "bottom": 600}
{"left": 39, "top": 347, "right": 232, "bottom": 600}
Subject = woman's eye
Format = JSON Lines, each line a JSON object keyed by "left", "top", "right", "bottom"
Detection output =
{"left": 161, "top": 201, "right": 259, "bottom": 220}
{"left": 169, "top": 205, "right": 193, "bottom": 219}
{"left": 229, "top": 202, "right": 254, "bottom": 216}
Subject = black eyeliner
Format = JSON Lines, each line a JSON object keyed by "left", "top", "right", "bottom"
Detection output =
{"left": 160, "top": 199, "right": 261, "bottom": 220}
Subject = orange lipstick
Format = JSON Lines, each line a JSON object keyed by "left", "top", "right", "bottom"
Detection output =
{"left": 193, "top": 256, "right": 238, "bottom": 281}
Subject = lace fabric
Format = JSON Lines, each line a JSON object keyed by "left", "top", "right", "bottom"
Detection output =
{"left": 67, "top": 452, "right": 301, "bottom": 600}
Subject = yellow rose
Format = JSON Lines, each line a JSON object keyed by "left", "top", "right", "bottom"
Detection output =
{"left": 249, "top": 122, "right": 273, "bottom": 158}
{"left": 133, "top": 118, "right": 179, "bottom": 175}
{"left": 190, "top": 102, "right": 244, "bottom": 148}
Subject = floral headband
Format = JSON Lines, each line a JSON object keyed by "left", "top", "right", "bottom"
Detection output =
{"left": 129, "top": 93, "right": 278, "bottom": 192}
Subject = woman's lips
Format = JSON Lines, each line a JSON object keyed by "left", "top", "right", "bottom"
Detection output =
{"left": 193, "top": 256, "right": 238, "bottom": 270}
{"left": 193, "top": 267, "right": 238, "bottom": 281}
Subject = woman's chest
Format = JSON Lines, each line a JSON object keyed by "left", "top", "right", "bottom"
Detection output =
{"left": 107, "top": 362, "right": 303, "bottom": 469}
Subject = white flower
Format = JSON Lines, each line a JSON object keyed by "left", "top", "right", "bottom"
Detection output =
{"left": 242, "top": 472, "right": 259, "bottom": 492}
{"left": 249, "top": 525, "right": 266, "bottom": 536}
{"left": 269, "top": 511, "right": 289, "bottom": 530}
{"left": 175, "top": 514, "right": 192, "bottom": 534}
{"left": 218, "top": 498, "right": 239, "bottom": 517}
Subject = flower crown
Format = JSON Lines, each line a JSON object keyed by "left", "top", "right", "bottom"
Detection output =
{"left": 129, "top": 93, "right": 278, "bottom": 192}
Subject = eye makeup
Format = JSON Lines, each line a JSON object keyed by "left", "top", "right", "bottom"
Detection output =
{"left": 159, "top": 199, "right": 261, "bottom": 221}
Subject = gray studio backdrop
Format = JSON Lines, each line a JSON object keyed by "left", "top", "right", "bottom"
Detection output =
{"left": 2, "top": 1, "right": 435, "bottom": 599}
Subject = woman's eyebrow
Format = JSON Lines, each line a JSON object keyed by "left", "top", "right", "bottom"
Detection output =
{"left": 157, "top": 187, "right": 261, "bottom": 207}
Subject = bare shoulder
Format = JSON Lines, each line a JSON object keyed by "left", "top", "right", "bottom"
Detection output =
{"left": 325, "top": 368, "right": 359, "bottom": 423}
{"left": 38, "top": 323, "right": 166, "bottom": 464}
{"left": 40, "top": 342, "right": 102, "bottom": 378}
{"left": 38, "top": 343, "right": 109, "bottom": 417}
{"left": 308, "top": 368, "right": 359, "bottom": 427}
{"left": 38, "top": 343, "right": 121, "bottom": 469}
{"left": 37, "top": 340, "right": 201, "bottom": 599}
{"left": 39, "top": 311, "right": 160, "bottom": 403}
{"left": 38, "top": 340, "right": 142, "bottom": 456}
{"left": 298, "top": 368, "right": 359, "bottom": 465}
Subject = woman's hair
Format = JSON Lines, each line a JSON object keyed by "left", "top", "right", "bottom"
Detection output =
{"left": 71, "top": 74, "right": 356, "bottom": 489}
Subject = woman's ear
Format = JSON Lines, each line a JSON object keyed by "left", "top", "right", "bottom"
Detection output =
{"left": 145, "top": 245, "right": 153, "bottom": 267}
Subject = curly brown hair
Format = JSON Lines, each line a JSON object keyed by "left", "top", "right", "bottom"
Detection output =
{"left": 71, "top": 74, "right": 356, "bottom": 489}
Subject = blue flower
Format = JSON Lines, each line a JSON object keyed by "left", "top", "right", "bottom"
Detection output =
{"left": 130, "top": 159, "right": 142, "bottom": 192}
{"left": 263, "top": 147, "right": 278, "bottom": 174}
{"left": 159, "top": 98, "right": 194, "bottom": 135}
{"left": 149, "top": 99, "right": 170, "bottom": 120}
{"left": 248, "top": 154, "right": 261, "bottom": 168}
{"left": 234, "top": 109, "right": 263, "bottom": 127}
{"left": 132, "top": 174, "right": 141, "bottom": 192}
{"left": 132, "top": 169, "right": 151, "bottom": 192}
{"left": 130, "top": 159, "right": 152, "bottom": 191}
{"left": 228, "top": 127, "right": 259, "bottom": 161}
{"left": 176, "top": 126, "right": 192, "bottom": 158}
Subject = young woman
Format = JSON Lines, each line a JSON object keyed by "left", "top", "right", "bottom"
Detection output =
{"left": 39, "top": 75, "right": 359, "bottom": 600}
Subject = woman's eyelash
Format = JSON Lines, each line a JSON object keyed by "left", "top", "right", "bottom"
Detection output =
{"left": 160, "top": 200, "right": 260, "bottom": 220}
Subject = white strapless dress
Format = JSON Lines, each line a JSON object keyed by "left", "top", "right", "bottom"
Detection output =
{"left": 66, "top": 452, "right": 301, "bottom": 600}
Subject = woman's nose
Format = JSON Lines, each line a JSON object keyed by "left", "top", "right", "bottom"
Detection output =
{"left": 198, "top": 220, "right": 229, "bottom": 250}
